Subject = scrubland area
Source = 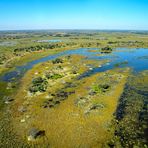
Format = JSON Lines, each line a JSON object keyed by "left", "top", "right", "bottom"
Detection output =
{"left": 0, "top": 30, "right": 148, "bottom": 148}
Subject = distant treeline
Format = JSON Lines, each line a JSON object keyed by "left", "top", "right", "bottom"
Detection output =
{"left": 107, "top": 40, "right": 143, "bottom": 44}
{"left": 13, "top": 42, "right": 76, "bottom": 53}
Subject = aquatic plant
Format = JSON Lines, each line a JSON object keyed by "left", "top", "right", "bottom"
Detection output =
{"left": 114, "top": 61, "right": 128, "bottom": 67}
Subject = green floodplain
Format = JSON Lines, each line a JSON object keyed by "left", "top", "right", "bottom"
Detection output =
{"left": 0, "top": 30, "right": 148, "bottom": 148}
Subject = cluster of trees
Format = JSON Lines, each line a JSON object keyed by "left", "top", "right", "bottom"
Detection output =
{"left": 13, "top": 42, "right": 77, "bottom": 54}
{"left": 0, "top": 54, "right": 7, "bottom": 64}
{"left": 52, "top": 58, "right": 63, "bottom": 64}
{"left": 101, "top": 46, "right": 113, "bottom": 53}
{"left": 108, "top": 40, "right": 143, "bottom": 45}
{"left": 92, "top": 84, "right": 110, "bottom": 93}
{"left": 29, "top": 77, "right": 48, "bottom": 93}
{"left": 13, "top": 43, "right": 64, "bottom": 53}
{"left": 46, "top": 73, "right": 63, "bottom": 80}
{"left": 0, "top": 35, "right": 33, "bottom": 40}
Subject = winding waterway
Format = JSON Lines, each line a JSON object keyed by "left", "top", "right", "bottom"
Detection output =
{"left": 0, "top": 48, "right": 148, "bottom": 82}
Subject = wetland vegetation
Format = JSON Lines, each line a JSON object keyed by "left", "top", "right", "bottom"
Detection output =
{"left": 0, "top": 30, "right": 148, "bottom": 148}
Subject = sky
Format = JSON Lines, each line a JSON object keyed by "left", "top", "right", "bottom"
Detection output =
{"left": 0, "top": 0, "right": 148, "bottom": 30}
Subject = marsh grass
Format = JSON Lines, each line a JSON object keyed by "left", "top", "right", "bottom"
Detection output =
{"left": 114, "top": 61, "right": 128, "bottom": 67}
{"left": 1, "top": 31, "right": 148, "bottom": 74}
{"left": 9, "top": 54, "right": 129, "bottom": 147}
{"left": 0, "top": 31, "right": 148, "bottom": 147}
{"left": 109, "top": 71, "right": 148, "bottom": 147}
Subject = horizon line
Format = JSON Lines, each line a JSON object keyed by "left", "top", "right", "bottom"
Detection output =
{"left": 0, "top": 28, "right": 148, "bottom": 32}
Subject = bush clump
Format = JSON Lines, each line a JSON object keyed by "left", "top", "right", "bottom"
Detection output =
{"left": 0, "top": 54, "right": 7, "bottom": 64}
{"left": 92, "top": 84, "right": 110, "bottom": 93}
{"left": 101, "top": 46, "right": 112, "bottom": 53}
{"left": 46, "top": 73, "right": 63, "bottom": 79}
{"left": 52, "top": 58, "right": 63, "bottom": 64}
{"left": 29, "top": 77, "right": 48, "bottom": 93}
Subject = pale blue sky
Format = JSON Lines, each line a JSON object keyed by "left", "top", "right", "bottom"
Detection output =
{"left": 0, "top": 0, "right": 148, "bottom": 30}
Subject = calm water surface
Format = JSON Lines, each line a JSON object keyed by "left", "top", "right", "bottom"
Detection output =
{"left": 0, "top": 48, "right": 148, "bottom": 82}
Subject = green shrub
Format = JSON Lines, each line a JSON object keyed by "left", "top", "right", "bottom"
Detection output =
{"left": 29, "top": 77, "right": 48, "bottom": 93}
{"left": 46, "top": 73, "right": 63, "bottom": 79}
{"left": 52, "top": 58, "right": 63, "bottom": 64}
{"left": 92, "top": 84, "right": 110, "bottom": 93}
{"left": 0, "top": 54, "right": 7, "bottom": 64}
{"left": 57, "top": 65, "right": 63, "bottom": 69}
{"left": 32, "top": 77, "right": 45, "bottom": 85}
{"left": 101, "top": 46, "right": 112, "bottom": 53}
